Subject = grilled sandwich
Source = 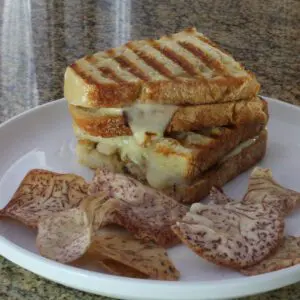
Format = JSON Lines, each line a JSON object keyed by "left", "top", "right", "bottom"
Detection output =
{"left": 164, "top": 130, "right": 267, "bottom": 203}
{"left": 64, "top": 27, "right": 260, "bottom": 107}
{"left": 76, "top": 129, "right": 267, "bottom": 203}
{"left": 69, "top": 97, "right": 268, "bottom": 138}
{"left": 64, "top": 27, "right": 267, "bottom": 203}
{"left": 74, "top": 121, "right": 265, "bottom": 188}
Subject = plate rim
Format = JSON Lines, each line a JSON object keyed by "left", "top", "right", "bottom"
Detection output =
{"left": 1, "top": 96, "right": 300, "bottom": 300}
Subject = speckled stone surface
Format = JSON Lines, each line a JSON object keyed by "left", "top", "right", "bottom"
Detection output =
{"left": 0, "top": 0, "right": 299, "bottom": 299}
{"left": 2, "top": 255, "right": 300, "bottom": 300}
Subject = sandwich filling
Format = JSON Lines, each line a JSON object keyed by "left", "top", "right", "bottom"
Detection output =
{"left": 75, "top": 124, "right": 262, "bottom": 190}
{"left": 75, "top": 103, "right": 178, "bottom": 145}
{"left": 124, "top": 103, "right": 178, "bottom": 145}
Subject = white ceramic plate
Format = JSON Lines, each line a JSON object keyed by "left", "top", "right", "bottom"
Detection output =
{"left": 0, "top": 97, "right": 300, "bottom": 300}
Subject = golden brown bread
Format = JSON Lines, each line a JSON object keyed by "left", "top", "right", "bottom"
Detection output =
{"left": 164, "top": 129, "right": 267, "bottom": 203}
{"left": 64, "top": 28, "right": 260, "bottom": 107}
{"left": 169, "top": 97, "right": 268, "bottom": 132}
{"left": 74, "top": 122, "right": 266, "bottom": 189}
{"left": 69, "top": 97, "right": 268, "bottom": 138}
{"left": 147, "top": 123, "right": 266, "bottom": 180}
{"left": 75, "top": 129, "right": 267, "bottom": 204}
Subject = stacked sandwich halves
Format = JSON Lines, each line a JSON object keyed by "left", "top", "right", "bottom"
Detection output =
{"left": 64, "top": 28, "right": 268, "bottom": 204}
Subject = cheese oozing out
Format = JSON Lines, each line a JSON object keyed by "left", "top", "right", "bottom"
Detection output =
{"left": 74, "top": 121, "right": 262, "bottom": 189}
{"left": 219, "top": 136, "right": 258, "bottom": 163}
{"left": 78, "top": 103, "right": 178, "bottom": 145}
{"left": 123, "top": 104, "right": 178, "bottom": 145}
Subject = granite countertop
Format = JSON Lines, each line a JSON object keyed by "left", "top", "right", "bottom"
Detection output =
{"left": 0, "top": 0, "right": 299, "bottom": 299}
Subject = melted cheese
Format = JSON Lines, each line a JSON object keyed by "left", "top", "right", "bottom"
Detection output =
{"left": 179, "top": 132, "right": 213, "bottom": 146}
{"left": 76, "top": 141, "right": 123, "bottom": 172}
{"left": 74, "top": 124, "right": 189, "bottom": 188}
{"left": 75, "top": 123, "right": 261, "bottom": 190}
{"left": 74, "top": 125, "right": 146, "bottom": 166}
{"left": 96, "top": 137, "right": 146, "bottom": 166}
{"left": 220, "top": 136, "right": 258, "bottom": 163}
{"left": 78, "top": 103, "right": 178, "bottom": 146}
{"left": 148, "top": 137, "right": 207, "bottom": 188}
{"left": 81, "top": 107, "right": 123, "bottom": 116}
{"left": 124, "top": 104, "right": 178, "bottom": 145}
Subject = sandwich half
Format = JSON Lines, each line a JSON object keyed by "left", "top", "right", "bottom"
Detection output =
{"left": 64, "top": 27, "right": 260, "bottom": 107}
{"left": 69, "top": 96, "right": 268, "bottom": 137}
{"left": 75, "top": 126, "right": 267, "bottom": 203}
{"left": 64, "top": 27, "right": 267, "bottom": 203}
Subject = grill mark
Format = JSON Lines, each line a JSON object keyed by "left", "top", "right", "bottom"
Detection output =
{"left": 183, "top": 27, "right": 196, "bottom": 34}
{"left": 85, "top": 56, "right": 123, "bottom": 83}
{"left": 155, "top": 144, "right": 190, "bottom": 157}
{"left": 114, "top": 56, "right": 150, "bottom": 81}
{"left": 178, "top": 41, "right": 226, "bottom": 74}
{"left": 70, "top": 63, "right": 101, "bottom": 85}
{"left": 196, "top": 36, "right": 231, "bottom": 57}
{"left": 104, "top": 49, "right": 150, "bottom": 81}
{"left": 126, "top": 43, "right": 175, "bottom": 79}
{"left": 106, "top": 49, "right": 115, "bottom": 56}
{"left": 150, "top": 41, "right": 199, "bottom": 76}
{"left": 97, "top": 67, "right": 126, "bottom": 83}
{"left": 196, "top": 36, "right": 218, "bottom": 49}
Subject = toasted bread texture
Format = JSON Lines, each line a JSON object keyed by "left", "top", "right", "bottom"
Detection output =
{"left": 64, "top": 28, "right": 260, "bottom": 107}
{"left": 74, "top": 122, "right": 266, "bottom": 189}
{"left": 164, "top": 129, "right": 267, "bottom": 203}
{"left": 69, "top": 97, "right": 268, "bottom": 137}
{"left": 76, "top": 129, "right": 267, "bottom": 204}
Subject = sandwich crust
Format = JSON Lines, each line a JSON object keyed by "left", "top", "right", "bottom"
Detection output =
{"left": 164, "top": 129, "right": 267, "bottom": 203}
{"left": 75, "top": 129, "right": 267, "bottom": 204}
{"left": 75, "top": 124, "right": 267, "bottom": 191}
{"left": 64, "top": 28, "right": 260, "bottom": 107}
{"left": 69, "top": 97, "right": 268, "bottom": 138}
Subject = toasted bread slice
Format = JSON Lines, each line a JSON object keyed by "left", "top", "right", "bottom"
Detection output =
{"left": 164, "top": 129, "right": 267, "bottom": 203}
{"left": 74, "top": 122, "right": 265, "bottom": 189}
{"left": 69, "top": 97, "right": 268, "bottom": 138}
{"left": 76, "top": 130, "right": 267, "bottom": 204}
{"left": 64, "top": 28, "right": 260, "bottom": 107}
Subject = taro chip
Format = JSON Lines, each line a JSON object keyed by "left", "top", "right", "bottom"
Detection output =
{"left": 208, "top": 187, "right": 234, "bottom": 205}
{"left": 79, "top": 193, "right": 112, "bottom": 230}
{"left": 241, "top": 236, "right": 300, "bottom": 276}
{"left": 36, "top": 193, "right": 112, "bottom": 264}
{"left": 76, "top": 227, "right": 180, "bottom": 280}
{"left": 36, "top": 208, "right": 92, "bottom": 263}
{"left": 0, "top": 169, "right": 89, "bottom": 228}
{"left": 172, "top": 202, "right": 284, "bottom": 269}
{"left": 243, "top": 167, "right": 300, "bottom": 217}
{"left": 88, "top": 168, "right": 188, "bottom": 247}
{"left": 90, "top": 257, "right": 148, "bottom": 279}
